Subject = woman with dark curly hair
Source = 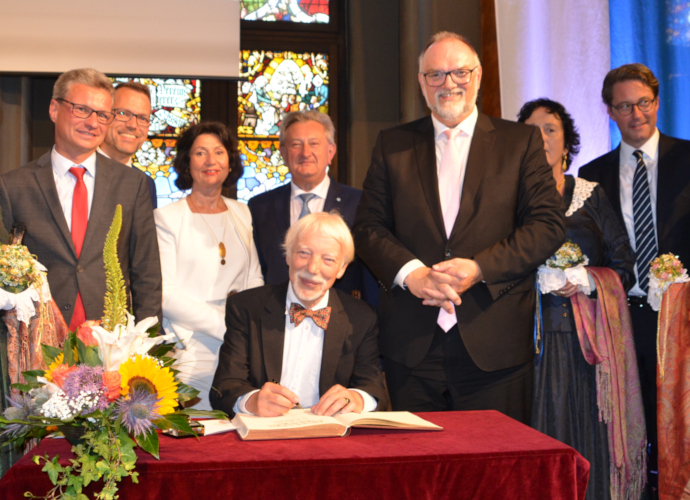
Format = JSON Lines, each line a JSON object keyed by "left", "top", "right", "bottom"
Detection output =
{"left": 518, "top": 99, "right": 639, "bottom": 500}
{"left": 154, "top": 122, "right": 263, "bottom": 410}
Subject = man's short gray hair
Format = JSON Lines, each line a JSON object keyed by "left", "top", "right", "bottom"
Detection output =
{"left": 418, "top": 31, "right": 481, "bottom": 73}
{"left": 52, "top": 68, "right": 114, "bottom": 101}
{"left": 282, "top": 211, "right": 355, "bottom": 266}
{"left": 279, "top": 110, "right": 335, "bottom": 147}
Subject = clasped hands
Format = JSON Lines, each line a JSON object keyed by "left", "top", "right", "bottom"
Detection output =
{"left": 404, "top": 258, "right": 483, "bottom": 313}
{"left": 245, "top": 382, "right": 363, "bottom": 417}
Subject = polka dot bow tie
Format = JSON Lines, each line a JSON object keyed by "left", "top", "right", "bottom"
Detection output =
{"left": 289, "top": 303, "right": 331, "bottom": 330}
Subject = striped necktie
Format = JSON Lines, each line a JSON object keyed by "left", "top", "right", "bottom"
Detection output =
{"left": 632, "top": 150, "right": 657, "bottom": 292}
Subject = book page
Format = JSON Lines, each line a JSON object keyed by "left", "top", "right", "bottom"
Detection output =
{"left": 233, "top": 408, "right": 340, "bottom": 431}
{"left": 199, "top": 419, "right": 237, "bottom": 436}
{"left": 335, "top": 411, "right": 443, "bottom": 430}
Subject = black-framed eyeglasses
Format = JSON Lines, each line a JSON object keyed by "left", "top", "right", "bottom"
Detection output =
{"left": 56, "top": 98, "right": 115, "bottom": 124}
{"left": 113, "top": 108, "right": 151, "bottom": 126}
{"left": 610, "top": 97, "right": 656, "bottom": 116}
{"left": 421, "top": 67, "right": 478, "bottom": 87}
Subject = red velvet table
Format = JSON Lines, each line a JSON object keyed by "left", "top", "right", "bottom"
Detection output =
{"left": 0, "top": 410, "right": 589, "bottom": 499}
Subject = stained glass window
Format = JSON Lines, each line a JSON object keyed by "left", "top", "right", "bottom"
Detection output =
{"left": 111, "top": 78, "right": 201, "bottom": 207}
{"left": 667, "top": 0, "right": 690, "bottom": 46}
{"left": 240, "top": 1, "right": 329, "bottom": 23}
{"left": 236, "top": 50, "right": 329, "bottom": 203}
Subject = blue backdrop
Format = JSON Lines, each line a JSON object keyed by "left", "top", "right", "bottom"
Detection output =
{"left": 609, "top": 0, "right": 690, "bottom": 146}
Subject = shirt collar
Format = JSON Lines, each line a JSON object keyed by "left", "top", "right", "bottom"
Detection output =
{"left": 290, "top": 173, "right": 331, "bottom": 200}
{"left": 286, "top": 282, "right": 330, "bottom": 312}
{"left": 97, "top": 146, "right": 133, "bottom": 167}
{"left": 431, "top": 105, "right": 479, "bottom": 141}
{"left": 51, "top": 146, "right": 97, "bottom": 178}
{"left": 620, "top": 128, "right": 660, "bottom": 163}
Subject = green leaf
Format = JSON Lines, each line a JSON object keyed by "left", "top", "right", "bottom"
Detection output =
{"left": 42, "top": 456, "right": 62, "bottom": 484}
{"left": 41, "top": 344, "right": 62, "bottom": 366}
{"left": 10, "top": 382, "right": 40, "bottom": 392}
{"left": 77, "top": 343, "right": 102, "bottom": 367}
{"left": 134, "top": 429, "right": 159, "bottom": 459}
{"left": 147, "top": 342, "right": 175, "bottom": 358}
{"left": 174, "top": 408, "right": 229, "bottom": 420}
{"left": 154, "top": 414, "right": 194, "bottom": 434}
{"left": 176, "top": 382, "right": 199, "bottom": 403}
{"left": 63, "top": 334, "right": 76, "bottom": 365}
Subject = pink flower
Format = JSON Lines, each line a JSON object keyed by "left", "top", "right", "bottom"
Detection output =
{"left": 51, "top": 364, "right": 78, "bottom": 388}
{"left": 673, "top": 259, "right": 681, "bottom": 267}
{"left": 102, "top": 371, "right": 122, "bottom": 402}
{"left": 652, "top": 262, "right": 660, "bottom": 270}
{"left": 660, "top": 272, "right": 669, "bottom": 280}
{"left": 76, "top": 320, "right": 101, "bottom": 347}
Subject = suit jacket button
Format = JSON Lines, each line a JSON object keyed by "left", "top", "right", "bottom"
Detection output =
{"left": 76, "top": 265, "right": 84, "bottom": 272}
{"left": 64, "top": 303, "right": 72, "bottom": 310}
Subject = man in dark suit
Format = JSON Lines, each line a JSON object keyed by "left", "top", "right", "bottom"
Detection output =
{"left": 248, "top": 110, "right": 377, "bottom": 305}
{"left": 210, "top": 212, "right": 388, "bottom": 417}
{"left": 0, "top": 68, "right": 161, "bottom": 331}
{"left": 579, "top": 63, "right": 690, "bottom": 487}
{"left": 353, "top": 32, "right": 564, "bottom": 423}
{"left": 98, "top": 81, "right": 158, "bottom": 208}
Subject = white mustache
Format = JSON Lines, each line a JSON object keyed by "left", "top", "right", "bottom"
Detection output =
{"left": 438, "top": 89, "right": 464, "bottom": 98}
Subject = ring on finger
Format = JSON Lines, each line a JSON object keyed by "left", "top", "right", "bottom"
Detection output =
{"left": 344, "top": 398, "right": 350, "bottom": 405}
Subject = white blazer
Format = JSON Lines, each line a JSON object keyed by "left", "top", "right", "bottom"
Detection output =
{"left": 155, "top": 195, "right": 264, "bottom": 341}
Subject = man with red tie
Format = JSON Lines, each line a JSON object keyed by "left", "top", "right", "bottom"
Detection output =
{"left": 210, "top": 212, "right": 388, "bottom": 417}
{"left": 0, "top": 68, "right": 161, "bottom": 330}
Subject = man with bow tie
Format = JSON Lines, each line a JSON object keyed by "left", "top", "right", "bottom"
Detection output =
{"left": 210, "top": 212, "right": 389, "bottom": 417}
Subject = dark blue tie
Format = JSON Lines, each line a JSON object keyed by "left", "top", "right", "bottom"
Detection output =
{"left": 632, "top": 150, "right": 658, "bottom": 292}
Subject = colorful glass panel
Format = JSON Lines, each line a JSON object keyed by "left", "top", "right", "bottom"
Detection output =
{"left": 111, "top": 78, "right": 201, "bottom": 207}
{"left": 237, "top": 50, "right": 329, "bottom": 203}
{"left": 240, "top": 0, "right": 329, "bottom": 24}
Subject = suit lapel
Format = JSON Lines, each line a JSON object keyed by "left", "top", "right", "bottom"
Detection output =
{"left": 656, "top": 133, "right": 674, "bottom": 238}
{"left": 34, "top": 154, "right": 76, "bottom": 257}
{"left": 319, "top": 290, "right": 347, "bottom": 396}
{"left": 273, "top": 185, "right": 291, "bottom": 246}
{"left": 415, "top": 118, "right": 446, "bottom": 238}
{"left": 602, "top": 147, "right": 623, "bottom": 222}
{"left": 81, "top": 154, "right": 113, "bottom": 257}
{"left": 454, "top": 114, "right": 496, "bottom": 238}
{"left": 260, "top": 284, "right": 289, "bottom": 383}
{"left": 323, "top": 180, "right": 343, "bottom": 213}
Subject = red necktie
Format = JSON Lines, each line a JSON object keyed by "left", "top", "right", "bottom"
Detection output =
{"left": 289, "top": 303, "right": 331, "bottom": 330}
{"left": 68, "top": 166, "right": 88, "bottom": 330}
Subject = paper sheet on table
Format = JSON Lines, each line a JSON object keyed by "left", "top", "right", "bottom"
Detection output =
{"left": 199, "top": 419, "right": 237, "bottom": 435}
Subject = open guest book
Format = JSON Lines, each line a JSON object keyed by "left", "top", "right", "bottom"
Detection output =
{"left": 231, "top": 409, "right": 443, "bottom": 441}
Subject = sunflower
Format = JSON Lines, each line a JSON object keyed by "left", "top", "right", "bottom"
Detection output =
{"left": 118, "top": 355, "right": 178, "bottom": 415}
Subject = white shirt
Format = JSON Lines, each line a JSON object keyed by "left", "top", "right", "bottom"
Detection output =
{"left": 97, "top": 146, "right": 133, "bottom": 167}
{"left": 234, "top": 283, "right": 377, "bottom": 414}
{"left": 51, "top": 147, "right": 97, "bottom": 230}
{"left": 289, "top": 175, "right": 330, "bottom": 225}
{"left": 394, "top": 106, "right": 479, "bottom": 288}
{"left": 619, "top": 128, "right": 660, "bottom": 297}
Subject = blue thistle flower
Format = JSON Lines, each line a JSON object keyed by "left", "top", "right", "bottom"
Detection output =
{"left": 1, "top": 393, "right": 36, "bottom": 439}
{"left": 116, "top": 389, "right": 162, "bottom": 437}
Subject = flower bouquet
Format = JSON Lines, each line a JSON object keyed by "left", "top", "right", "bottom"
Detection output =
{"left": 647, "top": 253, "right": 689, "bottom": 311}
{"left": 0, "top": 206, "right": 226, "bottom": 499}
{"left": 537, "top": 240, "right": 592, "bottom": 295}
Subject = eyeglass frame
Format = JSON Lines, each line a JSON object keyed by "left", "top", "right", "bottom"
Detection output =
{"left": 420, "top": 67, "right": 479, "bottom": 87}
{"left": 113, "top": 108, "right": 152, "bottom": 127}
{"left": 56, "top": 98, "right": 115, "bottom": 124}
{"left": 609, "top": 97, "right": 657, "bottom": 116}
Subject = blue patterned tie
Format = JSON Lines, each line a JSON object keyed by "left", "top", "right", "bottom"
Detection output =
{"left": 632, "top": 150, "right": 657, "bottom": 292}
{"left": 298, "top": 193, "right": 316, "bottom": 219}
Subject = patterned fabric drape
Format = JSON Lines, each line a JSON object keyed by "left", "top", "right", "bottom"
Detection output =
{"left": 657, "top": 282, "right": 690, "bottom": 499}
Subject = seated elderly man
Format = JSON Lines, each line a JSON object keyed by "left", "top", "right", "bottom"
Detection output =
{"left": 210, "top": 211, "right": 389, "bottom": 417}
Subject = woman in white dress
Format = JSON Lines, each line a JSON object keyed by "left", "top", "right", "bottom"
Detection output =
{"left": 155, "top": 122, "right": 263, "bottom": 410}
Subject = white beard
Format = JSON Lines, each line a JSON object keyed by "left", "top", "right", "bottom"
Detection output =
{"left": 426, "top": 87, "right": 477, "bottom": 124}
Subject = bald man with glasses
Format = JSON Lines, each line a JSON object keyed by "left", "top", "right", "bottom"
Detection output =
{"left": 0, "top": 68, "right": 161, "bottom": 331}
